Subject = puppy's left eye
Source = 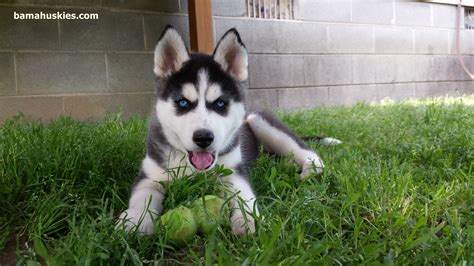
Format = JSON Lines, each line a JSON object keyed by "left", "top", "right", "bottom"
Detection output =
{"left": 214, "top": 99, "right": 227, "bottom": 109}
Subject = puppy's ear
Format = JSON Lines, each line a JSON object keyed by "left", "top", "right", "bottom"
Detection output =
{"left": 153, "top": 25, "right": 190, "bottom": 78}
{"left": 213, "top": 28, "right": 248, "bottom": 82}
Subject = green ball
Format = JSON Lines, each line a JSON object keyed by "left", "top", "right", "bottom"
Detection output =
{"left": 191, "top": 195, "right": 228, "bottom": 234}
{"left": 160, "top": 206, "right": 197, "bottom": 245}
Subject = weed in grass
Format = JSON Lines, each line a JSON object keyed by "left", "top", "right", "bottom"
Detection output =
{"left": 0, "top": 97, "right": 473, "bottom": 264}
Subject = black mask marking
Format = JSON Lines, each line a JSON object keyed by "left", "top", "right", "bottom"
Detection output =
{"left": 156, "top": 54, "right": 244, "bottom": 116}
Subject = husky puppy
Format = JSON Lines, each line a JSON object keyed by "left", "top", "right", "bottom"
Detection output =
{"left": 117, "top": 26, "right": 338, "bottom": 236}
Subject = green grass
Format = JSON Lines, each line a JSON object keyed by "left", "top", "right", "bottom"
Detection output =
{"left": 1, "top": 97, "right": 473, "bottom": 264}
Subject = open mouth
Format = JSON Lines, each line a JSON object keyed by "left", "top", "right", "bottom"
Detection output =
{"left": 188, "top": 151, "right": 216, "bottom": 171}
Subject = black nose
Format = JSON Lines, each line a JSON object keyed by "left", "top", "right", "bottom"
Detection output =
{"left": 193, "top": 129, "right": 214, "bottom": 149}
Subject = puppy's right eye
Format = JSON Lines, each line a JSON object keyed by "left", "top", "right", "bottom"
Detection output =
{"left": 176, "top": 99, "right": 190, "bottom": 109}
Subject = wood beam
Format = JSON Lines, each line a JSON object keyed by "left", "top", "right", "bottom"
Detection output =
{"left": 188, "top": 0, "right": 214, "bottom": 54}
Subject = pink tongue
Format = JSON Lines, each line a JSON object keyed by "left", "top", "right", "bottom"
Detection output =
{"left": 190, "top": 151, "right": 214, "bottom": 170}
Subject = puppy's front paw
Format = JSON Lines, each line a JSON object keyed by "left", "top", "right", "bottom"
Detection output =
{"left": 231, "top": 213, "right": 255, "bottom": 236}
{"left": 116, "top": 208, "right": 156, "bottom": 234}
{"left": 300, "top": 157, "right": 325, "bottom": 179}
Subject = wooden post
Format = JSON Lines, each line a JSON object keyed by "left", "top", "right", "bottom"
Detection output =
{"left": 188, "top": 0, "right": 214, "bottom": 54}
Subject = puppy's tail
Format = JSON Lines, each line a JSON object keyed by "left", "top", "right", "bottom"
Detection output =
{"left": 301, "top": 136, "right": 343, "bottom": 145}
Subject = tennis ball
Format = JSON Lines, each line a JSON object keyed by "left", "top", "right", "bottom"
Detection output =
{"left": 160, "top": 206, "right": 197, "bottom": 245}
{"left": 191, "top": 195, "right": 228, "bottom": 234}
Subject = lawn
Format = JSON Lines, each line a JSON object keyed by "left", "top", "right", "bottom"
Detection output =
{"left": 1, "top": 97, "right": 473, "bottom": 264}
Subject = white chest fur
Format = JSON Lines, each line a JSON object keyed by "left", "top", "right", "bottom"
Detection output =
{"left": 217, "top": 146, "right": 242, "bottom": 169}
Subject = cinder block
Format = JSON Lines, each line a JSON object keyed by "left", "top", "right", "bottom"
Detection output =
{"left": 211, "top": 0, "right": 247, "bottom": 17}
{"left": 61, "top": 10, "right": 144, "bottom": 51}
{"left": 462, "top": 30, "right": 473, "bottom": 55}
{"left": 0, "top": 7, "right": 59, "bottom": 49}
{"left": 376, "top": 83, "right": 415, "bottom": 101}
{"left": 328, "top": 84, "right": 378, "bottom": 105}
{"left": 16, "top": 52, "right": 107, "bottom": 95}
{"left": 275, "top": 21, "right": 327, "bottom": 54}
{"left": 64, "top": 93, "right": 154, "bottom": 120}
{"left": 246, "top": 89, "right": 278, "bottom": 112}
{"left": 374, "top": 55, "right": 396, "bottom": 83}
{"left": 107, "top": 53, "right": 155, "bottom": 93}
{"left": 415, "top": 82, "right": 439, "bottom": 98}
{"left": 0, "top": 96, "right": 64, "bottom": 123}
{"left": 277, "top": 87, "right": 328, "bottom": 111}
{"left": 352, "top": 0, "right": 394, "bottom": 25}
{"left": 415, "top": 81, "right": 471, "bottom": 98}
{"left": 394, "top": 1, "right": 431, "bottom": 27}
{"left": 375, "top": 55, "right": 417, "bottom": 83}
{"left": 179, "top": 0, "right": 188, "bottom": 13}
{"left": 294, "top": 0, "right": 351, "bottom": 23}
{"left": 375, "top": 55, "right": 427, "bottom": 83}
{"left": 352, "top": 55, "right": 377, "bottom": 84}
{"left": 413, "top": 55, "right": 433, "bottom": 82}
{"left": 449, "top": 81, "right": 473, "bottom": 95}
{"left": 144, "top": 14, "right": 189, "bottom": 51}
{"left": 374, "top": 26, "right": 413, "bottom": 54}
{"left": 0, "top": 52, "right": 16, "bottom": 96}
{"left": 414, "top": 29, "right": 450, "bottom": 54}
{"left": 304, "top": 55, "right": 352, "bottom": 86}
{"left": 430, "top": 55, "right": 469, "bottom": 81}
{"left": 12, "top": 0, "right": 100, "bottom": 6}
{"left": 249, "top": 55, "right": 304, "bottom": 88}
{"left": 379, "top": 55, "right": 412, "bottom": 83}
{"left": 181, "top": 0, "right": 235, "bottom": 15}
{"left": 432, "top": 3, "right": 457, "bottom": 29}
{"left": 449, "top": 30, "right": 473, "bottom": 55}
{"left": 214, "top": 18, "right": 277, "bottom": 53}
{"left": 328, "top": 25, "right": 374, "bottom": 54}
{"left": 102, "top": 0, "right": 179, "bottom": 12}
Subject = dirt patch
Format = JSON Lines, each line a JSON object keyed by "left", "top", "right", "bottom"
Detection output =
{"left": 0, "top": 232, "right": 36, "bottom": 266}
{"left": 0, "top": 233, "right": 21, "bottom": 266}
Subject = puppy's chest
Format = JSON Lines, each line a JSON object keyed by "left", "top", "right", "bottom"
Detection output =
{"left": 217, "top": 146, "right": 242, "bottom": 169}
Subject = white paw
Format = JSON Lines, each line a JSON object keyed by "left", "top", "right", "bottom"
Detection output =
{"left": 231, "top": 212, "right": 255, "bottom": 236}
{"left": 300, "top": 157, "right": 325, "bottom": 179}
{"left": 116, "top": 208, "right": 156, "bottom": 234}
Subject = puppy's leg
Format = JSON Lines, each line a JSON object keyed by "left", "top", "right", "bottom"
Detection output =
{"left": 246, "top": 111, "right": 324, "bottom": 178}
{"left": 117, "top": 156, "right": 167, "bottom": 234}
{"left": 222, "top": 173, "right": 259, "bottom": 236}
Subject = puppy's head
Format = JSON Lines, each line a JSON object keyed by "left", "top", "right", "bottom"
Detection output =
{"left": 153, "top": 25, "right": 248, "bottom": 171}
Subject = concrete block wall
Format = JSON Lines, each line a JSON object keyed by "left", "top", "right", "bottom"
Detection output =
{"left": 213, "top": 0, "right": 474, "bottom": 111}
{"left": 0, "top": 0, "right": 473, "bottom": 123}
{"left": 0, "top": 1, "right": 180, "bottom": 123}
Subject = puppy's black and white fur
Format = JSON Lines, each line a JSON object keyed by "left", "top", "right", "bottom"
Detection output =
{"left": 117, "top": 26, "right": 339, "bottom": 236}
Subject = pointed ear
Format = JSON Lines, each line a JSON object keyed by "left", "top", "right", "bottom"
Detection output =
{"left": 153, "top": 25, "right": 190, "bottom": 78}
{"left": 213, "top": 28, "right": 248, "bottom": 82}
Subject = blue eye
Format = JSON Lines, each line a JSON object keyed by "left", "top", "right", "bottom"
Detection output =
{"left": 178, "top": 99, "right": 190, "bottom": 108}
{"left": 215, "top": 99, "right": 226, "bottom": 108}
